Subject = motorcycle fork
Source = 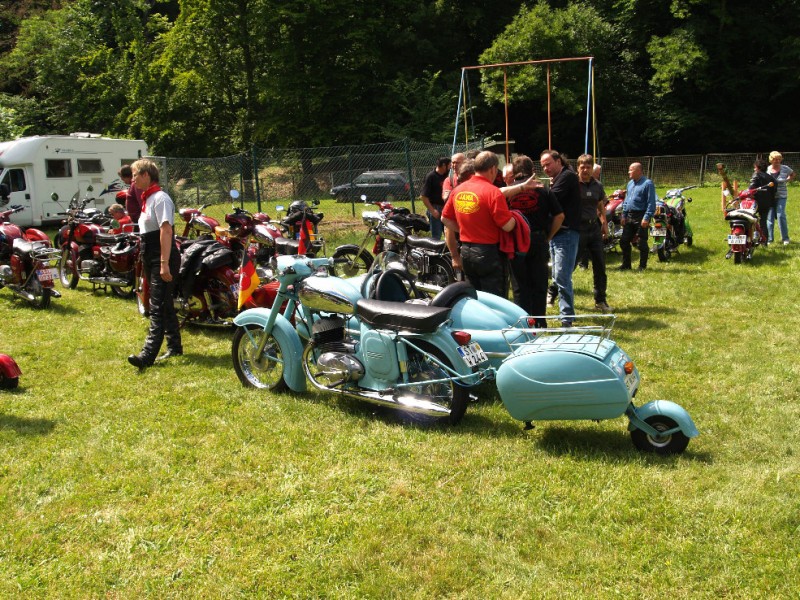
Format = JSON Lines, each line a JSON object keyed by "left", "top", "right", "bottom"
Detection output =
{"left": 251, "top": 284, "right": 294, "bottom": 355}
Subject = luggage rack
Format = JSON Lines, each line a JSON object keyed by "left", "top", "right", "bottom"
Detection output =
{"left": 501, "top": 314, "right": 617, "bottom": 355}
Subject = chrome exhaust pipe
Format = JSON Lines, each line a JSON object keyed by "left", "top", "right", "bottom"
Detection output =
{"left": 301, "top": 345, "right": 451, "bottom": 417}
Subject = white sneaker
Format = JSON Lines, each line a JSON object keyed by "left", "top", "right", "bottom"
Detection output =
{"left": 784, "top": 240, "right": 791, "bottom": 246}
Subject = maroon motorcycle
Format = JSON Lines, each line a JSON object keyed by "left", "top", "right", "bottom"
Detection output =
{"left": 0, "top": 203, "right": 61, "bottom": 309}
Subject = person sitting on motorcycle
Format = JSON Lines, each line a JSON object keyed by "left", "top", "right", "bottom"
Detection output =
{"left": 749, "top": 158, "right": 777, "bottom": 246}
{"left": 108, "top": 203, "right": 132, "bottom": 234}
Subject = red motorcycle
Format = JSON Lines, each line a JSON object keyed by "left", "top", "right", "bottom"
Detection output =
{"left": 218, "top": 204, "right": 284, "bottom": 268}
{"left": 0, "top": 203, "right": 61, "bottom": 309}
{"left": 0, "top": 353, "right": 21, "bottom": 389}
{"left": 54, "top": 191, "right": 138, "bottom": 296}
{"left": 605, "top": 188, "right": 626, "bottom": 252}
{"left": 178, "top": 203, "right": 220, "bottom": 238}
{"left": 724, "top": 184, "right": 770, "bottom": 264}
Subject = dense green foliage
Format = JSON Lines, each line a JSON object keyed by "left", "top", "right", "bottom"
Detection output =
{"left": 2, "top": 187, "right": 800, "bottom": 596}
{"left": 1, "top": 0, "right": 799, "bottom": 156}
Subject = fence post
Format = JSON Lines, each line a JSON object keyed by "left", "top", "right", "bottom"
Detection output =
{"left": 252, "top": 144, "right": 261, "bottom": 212}
{"left": 404, "top": 138, "right": 416, "bottom": 213}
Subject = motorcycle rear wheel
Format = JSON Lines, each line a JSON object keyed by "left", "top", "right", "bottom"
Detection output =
{"left": 111, "top": 275, "right": 136, "bottom": 299}
{"left": 58, "top": 248, "right": 79, "bottom": 289}
{"left": 232, "top": 324, "right": 287, "bottom": 391}
{"left": 28, "top": 279, "right": 52, "bottom": 309}
{"left": 331, "top": 247, "right": 373, "bottom": 278}
{"left": 657, "top": 246, "right": 670, "bottom": 262}
{"left": 404, "top": 343, "right": 468, "bottom": 425}
{"left": 734, "top": 251, "right": 742, "bottom": 264}
{"left": 419, "top": 255, "right": 455, "bottom": 288}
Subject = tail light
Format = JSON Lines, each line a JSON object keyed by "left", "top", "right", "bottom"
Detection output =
{"left": 451, "top": 331, "right": 471, "bottom": 345}
{"left": 624, "top": 361, "right": 634, "bottom": 375}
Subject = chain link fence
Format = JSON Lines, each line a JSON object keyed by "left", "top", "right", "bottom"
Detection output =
{"left": 153, "top": 143, "right": 798, "bottom": 209}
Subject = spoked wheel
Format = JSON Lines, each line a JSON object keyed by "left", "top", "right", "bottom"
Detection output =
{"left": 27, "top": 279, "right": 52, "bottom": 309}
{"left": 58, "top": 248, "right": 79, "bottom": 288}
{"left": 631, "top": 415, "right": 690, "bottom": 455}
{"left": 420, "top": 255, "right": 456, "bottom": 288}
{"left": 405, "top": 343, "right": 468, "bottom": 425}
{"left": 331, "top": 248, "right": 373, "bottom": 278}
{"left": 135, "top": 271, "right": 149, "bottom": 317}
{"left": 232, "top": 324, "right": 287, "bottom": 391}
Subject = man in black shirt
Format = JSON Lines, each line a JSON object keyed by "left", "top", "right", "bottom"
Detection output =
{"left": 420, "top": 156, "right": 451, "bottom": 240}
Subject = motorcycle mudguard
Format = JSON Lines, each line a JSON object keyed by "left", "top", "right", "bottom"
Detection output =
{"left": 24, "top": 228, "right": 51, "bottom": 243}
{"left": 233, "top": 309, "right": 307, "bottom": 392}
{"left": 411, "top": 328, "right": 485, "bottom": 385}
{"left": 627, "top": 400, "right": 699, "bottom": 438}
{"left": 449, "top": 293, "right": 526, "bottom": 367}
{"left": 0, "top": 354, "right": 22, "bottom": 378}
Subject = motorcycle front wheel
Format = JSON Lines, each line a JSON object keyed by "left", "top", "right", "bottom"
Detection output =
{"left": 331, "top": 247, "right": 373, "bottom": 278}
{"left": 232, "top": 324, "right": 287, "bottom": 391}
{"left": 405, "top": 343, "right": 468, "bottom": 425}
{"left": 58, "top": 248, "right": 79, "bottom": 289}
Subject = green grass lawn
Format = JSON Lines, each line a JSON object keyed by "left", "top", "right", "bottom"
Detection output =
{"left": 1, "top": 187, "right": 799, "bottom": 597}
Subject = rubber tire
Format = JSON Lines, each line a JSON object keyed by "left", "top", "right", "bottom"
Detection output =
{"left": 420, "top": 255, "right": 456, "bottom": 288}
{"left": 404, "top": 342, "right": 469, "bottom": 425}
{"left": 331, "top": 247, "right": 373, "bottom": 278}
{"left": 631, "top": 415, "right": 690, "bottom": 455}
{"left": 232, "top": 324, "right": 288, "bottom": 391}
{"left": 657, "top": 246, "right": 670, "bottom": 262}
{"left": 28, "top": 280, "right": 52, "bottom": 309}
{"left": 135, "top": 271, "right": 149, "bottom": 317}
{"left": 0, "top": 374, "right": 18, "bottom": 389}
{"left": 734, "top": 251, "right": 742, "bottom": 264}
{"left": 59, "top": 247, "right": 79, "bottom": 289}
{"left": 111, "top": 274, "right": 136, "bottom": 299}
{"left": 686, "top": 235, "right": 693, "bottom": 247}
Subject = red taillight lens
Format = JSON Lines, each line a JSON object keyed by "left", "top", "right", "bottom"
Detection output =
{"left": 526, "top": 317, "right": 537, "bottom": 327}
{"left": 451, "top": 331, "right": 471, "bottom": 345}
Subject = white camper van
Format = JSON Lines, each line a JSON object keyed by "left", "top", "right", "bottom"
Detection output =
{"left": 0, "top": 133, "right": 148, "bottom": 227}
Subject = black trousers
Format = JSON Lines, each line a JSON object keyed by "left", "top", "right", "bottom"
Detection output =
{"left": 510, "top": 231, "right": 549, "bottom": 326}
{"left": 620, "top": 211, "right": 650, "bottom": 268}
{"left": 461, "top": 243, "right": 508, "bottom": 298}
{"left": 140, "top": 231, "right": 182, "bottom": 360}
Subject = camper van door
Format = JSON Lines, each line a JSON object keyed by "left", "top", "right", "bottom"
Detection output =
{"left": 0, "top": 166, "right": 34, "bottom": 224}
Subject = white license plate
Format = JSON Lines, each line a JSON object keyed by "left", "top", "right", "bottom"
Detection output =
{"left": 624, "top": 371, "right": 638, "bottom": 392}
{"left": 651, "top": 228, "right": 667, "bottom": 237}
{"left": 230, "top": 283, "right": 240, "bottom": 295}
{"left": 728, "top": 235, "right": 747, "bottom": 245}
{"left": 36, "top": 268, "right": 58, "bottom": 282}
{"left": 457, "top": 341, "right": 487, "bottom": 367}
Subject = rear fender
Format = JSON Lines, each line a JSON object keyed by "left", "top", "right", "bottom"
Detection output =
{"left": 627, "top": 400, "right": 699, "bottom": 438}
{"left": 234, "top": 309, "right": 306, "bottom": 391}
{"left": 406, "top": 328, "right": 486, "bottom": 386}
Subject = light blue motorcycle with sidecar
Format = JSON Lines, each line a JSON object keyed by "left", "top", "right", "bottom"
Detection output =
{"left": 233, "top": 253, "right": 698, "bottom": 454}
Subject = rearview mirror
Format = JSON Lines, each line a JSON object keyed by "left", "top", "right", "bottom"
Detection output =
{"left": 230, "top": 189, "right": 240, "bottom": 200}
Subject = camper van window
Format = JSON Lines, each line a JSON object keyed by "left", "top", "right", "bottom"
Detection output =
{"left": 46, "top": 159, "right": 72, "bottom": 178}
{"left": 0, "top": 169, "right": 27, "bottom": 192}
{"left": 77, "top": 159, "right": 103, "bottom": 174}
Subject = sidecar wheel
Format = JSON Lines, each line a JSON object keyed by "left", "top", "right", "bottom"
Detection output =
{"left": 58, "top": 248, "right": 79, "bottom": 288}
{"left": 631, "top": 415, "right": 690, "bottom": 455}
{"left": 232, "top": 324, "right": 287, "bottom": 391}
{"left": 331, "top": 247, "right": 373, "bottom": 278}
{"left": 405, "top": 343, "right": 468, "bottom": 425}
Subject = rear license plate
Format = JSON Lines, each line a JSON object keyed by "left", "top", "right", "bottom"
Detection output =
{"left": 728, "top": 235, "right": 747, "bottom": 245}
{"left": 651, "top": 229, "right": 667, "bottom": 237}
{"left": 37, "top": 268, "right": 57, "bottom": 282}
{"left": 458, "top": 342, "right": 487, "bottom": 367}
{"left": 624, "top": 371, "right": 638, "bottom": 392}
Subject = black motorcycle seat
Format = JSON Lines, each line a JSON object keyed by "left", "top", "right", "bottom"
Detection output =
{"left": 725, "top": 210, "right": 757, "bottom": 223}
{"left": 96, "top": 232, "right": 127, "bottom": 245}
{"left": 356, "top": 298, "right": 450, "bottom": 333}
{"left": 406, "top": 235, "right": 447, "bottom": 252}
{"left": 275, "top": 237, "right": 301, "bottom": 254}
{"left": 12, "top": 238, "right": 48, "bottom": 255}
{"left": 429, "top": 281, "right": 477, "bottom": 308}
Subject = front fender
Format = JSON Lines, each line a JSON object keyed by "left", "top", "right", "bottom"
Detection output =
{"left": 628, "top": 399, "right": 699, "bottom": 438}
{"left": 234, "top": 308, "right": 307, "bottom": 392}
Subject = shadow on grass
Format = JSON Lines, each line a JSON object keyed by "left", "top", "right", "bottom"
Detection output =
{"left": 0, "top": 412, "right": 57, "bottom": 435}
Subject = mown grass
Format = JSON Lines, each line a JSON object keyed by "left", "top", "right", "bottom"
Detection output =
{"left": 1, "top": 187, "right": 799, "bottom": 598}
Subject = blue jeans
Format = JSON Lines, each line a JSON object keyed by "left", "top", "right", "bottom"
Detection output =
{"left": 428, "top": 211, "right": 444, "bottom": 240}
{"left": 549, "top": 229, "right": 580, "bottom": 322}
{"left": 767, "top": 196, "right": 789, "bottom": 242}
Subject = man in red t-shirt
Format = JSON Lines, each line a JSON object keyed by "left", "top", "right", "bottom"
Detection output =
{"left": 441, "top": 151, "right": 516, "bottom": 296}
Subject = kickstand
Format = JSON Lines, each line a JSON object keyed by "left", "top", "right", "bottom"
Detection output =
{"left": 523, "top": 421, "right": 535, "bottom": 431}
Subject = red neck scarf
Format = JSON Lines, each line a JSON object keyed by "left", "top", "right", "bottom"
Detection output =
{"left": 140, "top": 183, "right": 161, "bottom": 211}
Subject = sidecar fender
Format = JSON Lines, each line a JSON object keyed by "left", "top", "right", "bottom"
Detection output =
{"left": 628, "top": 400, "right": 699, "bottom": 438}
{"left": 234, "top": 309, "right": 307, "bottom": 392}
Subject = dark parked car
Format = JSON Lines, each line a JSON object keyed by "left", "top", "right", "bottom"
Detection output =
{"left": 330, "top": 170, "right": 411, "bottom": 203}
